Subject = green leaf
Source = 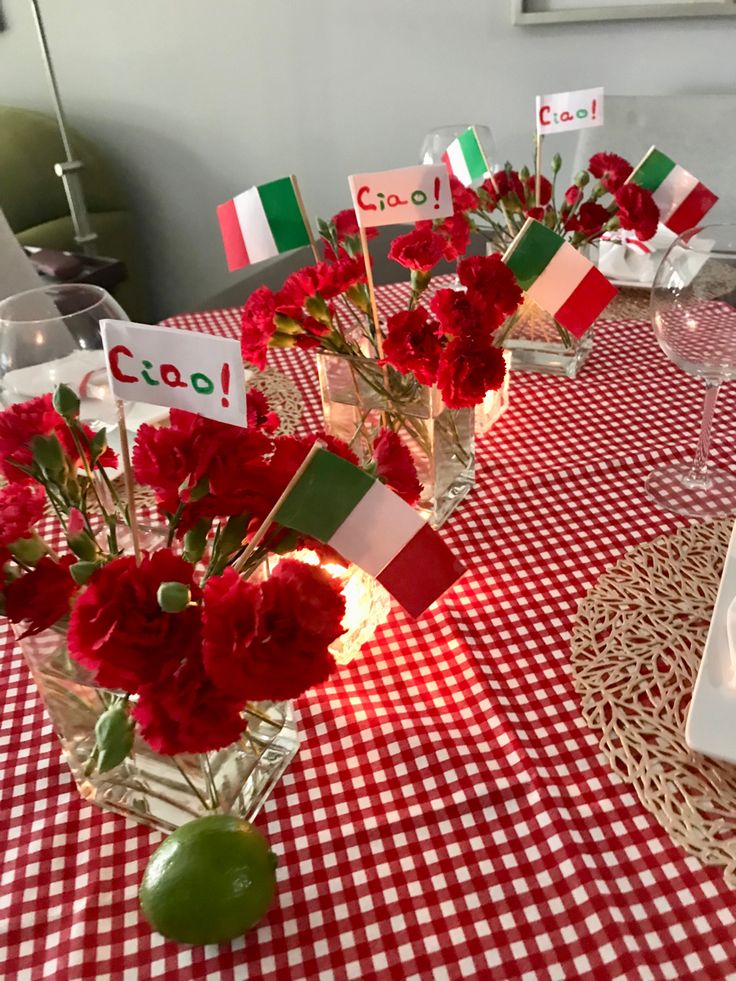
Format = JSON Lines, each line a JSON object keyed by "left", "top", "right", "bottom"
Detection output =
{"left": 9, "top": 533, "right": 47, "bottom": 565}
{"left": 218, "top": 514, "right": 250, "bottom": 558}
{"left": 87, "top": 428, "right": 109, "bottom": 465}
{"left": 182, "top": 517, "right": 212, "bottom": 564}
{"left": 70, "top": 560, "right": 101, "bottom": 585}
{"left": 95, "top": 702, "right": 135, "bottom": 773}
{"left": 31, "top": 434, "right": 65, "bottom": 475}
{"left": 157, "top": 581, "right": 191, "bottom": 613}
{"left": 188, "top": 475, "right": 209, "bottom": 503}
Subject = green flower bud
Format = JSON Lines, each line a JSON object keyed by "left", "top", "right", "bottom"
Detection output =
{"left": 551, "top": 153, "right": 562, "bottom": 175}
{"left": 188, "top": 475, "right": 209, "bottom": 503}
{"left": 9, "top": 532, "right": 47, "bottom": 565}
{"left": 94, "top": 702, "right": 135, "bottom": 773}
{"left": 87, "top": 428, "right": 109, "bottom": 465}
{"left": 574, "top": 170, "right": 590, "bottom": 188}
{"left": 305, "top": 295, "right": 332, "bottom": 325}
{"left": 157, "top": 581, "right": 191, "bottom": 613}
{"left": 519, "top": 165, "right": 530, "bottom": 182}
{"left": 182, "top": 518, "right": 212, "bottom": 564}
{"left": 31, "top": 434, "right": 65, "bottom": 475}
{"left": 273, "top": 314, "right": 304, "bottom": 336}
{"left": 70, "top": 560, "right": 101, "bottom": 585}
{"left": 52, "top": 383, "right": 80, "bottom": 420}
{"left": 68, "top": 531, "right": 98, "bottom": 562}
{"left": 410, "top": 269, "right": 432, "bottom": 295}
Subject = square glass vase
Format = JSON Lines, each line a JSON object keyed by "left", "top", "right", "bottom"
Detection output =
{"left": 316, "top": 351, "right": 475, "bottom": 528}
{"left": 501, "top": 296, "right": 593, "bottom": 379}
{"left": 17, "top": 626, "right": 298, "bottom": 834}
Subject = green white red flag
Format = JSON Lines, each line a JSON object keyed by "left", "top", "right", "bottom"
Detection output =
{"left": 274, "top": 448, "right": 465, "bottom": 617}
{"left": 217, "top": 175, "right": 311, "bottom": 272}
{"left": 503, "top": 218, "right": 617, "bottom": 338}
{"left": 626, "top": 147, "right": 718, "bottom": 235}
{"left": 442, "top": 127, "right": 489, "bottom": 187}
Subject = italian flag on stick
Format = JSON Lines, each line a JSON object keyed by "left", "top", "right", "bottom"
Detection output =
{"left": 442, "top": 126, "right": 489, "bottom": 187}
{"left": 503, "top": 218, "right": 617, "bottom": 339}
{"left": 627, "top": 147, "right": 718, "bottom": 235}
{"left": 217, "top": 175, "right": 312, "bottom": 272}
{"left": 275, "top": 448, "right": 465, "bottom": 618}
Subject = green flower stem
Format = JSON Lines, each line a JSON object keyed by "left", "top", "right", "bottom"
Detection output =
{"left": 173, "top": 756, "right": 212, "bottom": 810}
{"left": 245, "top": 704, "right": 282, "bottom": 728}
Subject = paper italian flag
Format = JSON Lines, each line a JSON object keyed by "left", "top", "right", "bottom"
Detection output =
{"left": 504, "top": 218, "right": 617, "bottom": 339}
{"left": 275, "top": 448, "right": 465, "bottom": 618}
{"left": 442, "top": 127, "right": 489, "bottom": 187}
{"left": 627, "top": 147, "right": 718, "bottom": 235}
{"left": 217, "top": 175, "right": 311, "bottom": 272}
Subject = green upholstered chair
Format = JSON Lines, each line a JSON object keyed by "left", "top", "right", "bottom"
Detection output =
{"left": 0, "top": 105, "right": 148, "bottom": 320}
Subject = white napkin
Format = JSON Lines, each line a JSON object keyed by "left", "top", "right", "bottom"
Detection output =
{"left": 598, "top": 224, "right": 678, "bottom": 285}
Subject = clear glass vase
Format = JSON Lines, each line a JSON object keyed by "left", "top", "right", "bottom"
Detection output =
{"left": 315, "top": 351, "right": 475, "bottom": 528}
{"left": 500, "top": 296, "right": 594, "bottom": 379}
{"left": 17, "top": 626, "right": 298, "bottom": 834}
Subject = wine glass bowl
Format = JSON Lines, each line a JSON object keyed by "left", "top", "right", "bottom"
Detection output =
{"left": 419, "top": 123, "right": 499, "bottom": 175}
{"left": 647, "top": 224, "right": 736, "bottom": 516}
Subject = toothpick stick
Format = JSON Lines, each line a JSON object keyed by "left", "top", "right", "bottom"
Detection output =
{"left": 231, "top": 440, "right": 324, "bottom": 574}
{"left": 535, "top": 133, "right": 543, "bottom": 204}
{"left": 470, "top": 125, "right": 515, "bottom": 238}
{"left": 358, "top": 224, "right": 384, "bottom": 359}
{"left": 290, "top": 175, "right": 321, "bottom": 264}
{"left": 115, "top": 399, "right": 141, "bottom": 564}
{"left": 502, "top": 215, "right": 533, "bottom": 263}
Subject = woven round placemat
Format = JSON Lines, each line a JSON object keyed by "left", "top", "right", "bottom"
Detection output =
{"left": 570, "top": 517, "right": 736, "bottom": 885}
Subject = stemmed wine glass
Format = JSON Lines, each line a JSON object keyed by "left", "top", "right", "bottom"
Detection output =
{"left": 419, "top": 123, "right": 499, "bottom": 173}
{"left": 646, "top": 224, "right": 736, "bottom": 517}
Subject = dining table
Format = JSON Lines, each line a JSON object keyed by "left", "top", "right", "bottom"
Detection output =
{"left": 2, "top": 277, "right": 736, "bottom": 981}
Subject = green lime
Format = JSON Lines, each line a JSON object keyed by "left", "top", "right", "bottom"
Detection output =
{"left": 139, "top": 814, "right": 278, "bottom": 945}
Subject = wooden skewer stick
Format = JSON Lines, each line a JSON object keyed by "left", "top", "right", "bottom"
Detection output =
{"left": 534, "top": 133, "right": 543, "bottom": 205}
{"left": 358, "top": 223, "right": 384, "bottom": 358}
{"left": 115, "top": 399, "right": 141, "bottom": 565}
{"left": 231, "top": 440, "right": 324, "bottom": 574}
{"left": 290, "top": 174, "right": 321, "bottom": 265}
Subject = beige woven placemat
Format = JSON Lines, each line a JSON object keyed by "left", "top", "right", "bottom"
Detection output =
{"left": 570, "top": 517, "right": 736, "bottom": 885}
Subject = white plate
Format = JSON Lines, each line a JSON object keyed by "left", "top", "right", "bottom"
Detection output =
{"left": 686, "top": 518, "right": 736, "bottom": 763}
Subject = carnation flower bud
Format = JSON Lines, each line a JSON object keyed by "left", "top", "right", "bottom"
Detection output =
{"left": 157, "top": 581, "right": 191, "bottom": 613}
{"left": 94, "top": 702, "right": 134, "bottom": 774}
{"left": 68, "top": 530, "right": 98, "bottom": 562}
{"left": 273, "top": 314, "right": 304, "bottom": 336}
{"left": 519, "top": 165, "right": 530, "bottom": 182}
{"left": 305, "top": 295, "right": 331, "bottom": 326}
{"left": 9, "top": 533, "right": 47, "bottom": 565}
{"left": 31, "top": 433, "right": 65, "bottom": 475}
{"left": 574, "top": 171, "right": 590, "bottom": 188}
{"left": 70, "top": 560, "right": 101, "bottom": 585}
{"left": 551, "top": 153, "right": 562, "bottom": 175}
{"left": 52, "top": 383, "right": 81, "bottom": 420}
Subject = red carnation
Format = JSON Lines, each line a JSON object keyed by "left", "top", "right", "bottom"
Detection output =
{"left": 588, "top": 152, "right": 632, "bottom": 193}
{"left": 457, "top": 253, "right": 523, "bottom": 324}
{"left": 388, "top": 227, "right": 447, "bottom": 272}
{"left": 434, "top": 213, "right": 472, "bottom": 262}
{"left": 240, "top": 559, "right": 343, "bottom": 701}
{"left": 430, "top": 288, "right": 481, "bottom": 336}
{"left": 133, "top": 657, "right": 246, "bottom": 756}
{"left": 241, "top": 286, "right": 278, "bottom": 370}
{"left": 437, "top": 336, "right": 507, "bottom": 409}
{"left": 449, "top": 175, "right": 479, "bottom": 214}
{"left": 67, "top": 549, "right": 202, "bottom": 691}
{"left": 615, "top": 183, "right": 659, "bottom": 241}
{"left": 0, "top": 394, "right": 117, "bottom": 482}
{"left": 373, "top": 429, "right": 422, "bottom": 505}
{"left": 4, "top": 555, "right": 77, "bottom": 637}
{"left": 523, "top": 174, "right": 552, "bottom": 207}
{"left": 323, "top": 209, "right": 377, "bottom": 261}
{"left": 247, "top": 389, "right": 280, "bottom": 433}
{"left": 565, "top": 201, "right": 611, "bottom": 239}
{"left": 0, "top": 483, "right": 46, "bottom": 548}
{"left": 201, "top": 567, "right": 261, "bottom": 699}
{"left": 564, "top": 185, "right": 582, "bottom": 208}
{"left": 480, "top": 170, "right": 525, "bottom": 209}
{"left": 383, "top": 308, "right": 442, "bottom": 385}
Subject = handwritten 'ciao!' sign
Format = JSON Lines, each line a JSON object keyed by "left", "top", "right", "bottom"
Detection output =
{"left": 348, "top": 164, "right": 453, "bottom": 229}
{"left": 536, "top": 86, "right": 604, "bottom": 136}
{"left": 101, "top": 321, "right": 247, "bottom": 427}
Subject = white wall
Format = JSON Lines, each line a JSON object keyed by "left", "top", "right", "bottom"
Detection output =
{"left": 1, "top": 0, "right": 734, "bottom": 317}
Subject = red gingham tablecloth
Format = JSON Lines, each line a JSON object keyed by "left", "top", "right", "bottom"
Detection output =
{"left": 3, "top": 281, "right": 736, "bottom": 981}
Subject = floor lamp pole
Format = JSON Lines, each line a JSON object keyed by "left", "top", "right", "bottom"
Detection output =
{"left": 29, "top": 0, "right": 98, "bottom": 256}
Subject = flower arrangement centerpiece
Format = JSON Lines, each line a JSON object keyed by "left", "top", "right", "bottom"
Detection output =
{"left": 0, "top": 384, "right": 418, "bottom": 833}
{"left": 239, "top": 187, "right": 523, "bottom": 527}
{"left": 444, "top": 150, "right": 660, "bottom": 376}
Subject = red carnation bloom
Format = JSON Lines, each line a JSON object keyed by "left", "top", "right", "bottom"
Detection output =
{"left": 315, "top": 255, "right": 367, "bottom": 299}
{"left": 522, "top": 174, "right": 553, "bottom": 207}
{"left": 201, "top": 567, "right": 261, "bottom": 699}
{"left": 383, "top": 308, "right": 442, "bottom": 385}
{"left": 457, "top": 253, "right": 523, "bottom": 325}
{"left": 565, "top": 201, "right": 610, "bottom": 238}
{"left": 322, "top": 209, "right": 378, "bottom": 260}
{"left": 430, "top": 288, "right": 481, "bottom": 337}
{"left": 388, "top": 227, "right": 447, "bottom": 272}
{"left": 0, "top": 483, "right": 46, "bottom": 548}
{"left": 68, "top": 549, "right": 202, "bottom": 692}
{"left": 4, "top": 555, "right": 77, "bottom": 637}
{"left": 480, "top": 170, "right": 525, "bottom": 209}
{"left": 588, "top": 152, "right": 632, "bottom": 193}
{"left": 434, "top": 213, "right": 472, "bottom": 262}
{"left": 449, "top": 175, "right": 479, "bottom": 214}
{"left": 241, "top": 286, "right": 278, "bottom": 370}
{"left": 133, "top": 657, "right": 246, "bottom": 756}
{"left": 564, "top": 185, "right": 582, "bottom": 208}
{"left": 615, "top": 183, "right": 659, "bottom": 241}
{"left": 0, "top": 394, "right": 117, "bottom": 482}
{"left": 437, "top": 336, "right": 507, "bottom": 409}
{"left": 373, "top": 429, "right": 422, "bottom": 505}
{"left": 240, "top": 559, "right": 343, "bottom": 701}
{"left": 247, "top": 389, "right": 280, "bottom": 433}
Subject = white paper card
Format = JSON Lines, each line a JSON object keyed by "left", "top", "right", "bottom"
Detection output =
{"left": 100, "top": 320, "right": 247, "bottom": 427}
{"left": 348, "top": 165, "right": 453, "bottom": 229}
{"left": 536, "top": 86, "right": 604, "bottom": 136}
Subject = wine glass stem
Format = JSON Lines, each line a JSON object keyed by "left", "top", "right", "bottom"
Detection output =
{"left": 687, "top": 380, "right": 721, "bottom": 487}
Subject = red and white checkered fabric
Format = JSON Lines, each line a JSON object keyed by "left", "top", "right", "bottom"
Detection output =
{"left": 2, "top": 280, "right": 736, "bottom": 980}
